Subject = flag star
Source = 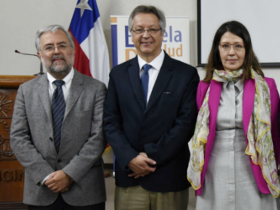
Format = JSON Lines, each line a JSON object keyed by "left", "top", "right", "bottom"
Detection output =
{"left": 76, "top": 0, "right": 92, "bottom": 17}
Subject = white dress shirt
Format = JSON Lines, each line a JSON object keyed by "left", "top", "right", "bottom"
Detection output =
{"left": 47, "top": 68, "right": 74, "bottom": 102}
{"left": 138, "top": 50, "right": 165, "bottom": 103}
{"left": 41, "top": 68, "right": 74, "bottom": 185}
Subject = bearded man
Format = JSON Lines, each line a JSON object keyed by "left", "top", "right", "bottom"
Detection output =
{"left": 10, "top": 25, "right": 107, "bottom": 210}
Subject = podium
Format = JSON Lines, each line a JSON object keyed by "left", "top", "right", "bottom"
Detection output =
{"left": 0, "top": 75, "right": 35, "bottom": 209}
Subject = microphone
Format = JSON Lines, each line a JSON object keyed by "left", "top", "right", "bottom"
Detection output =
{"left": 15, "top": 50, "right": 38, "bottom": 57}
{"left": 15, "top": 50, "right": 44, "bottom": 75}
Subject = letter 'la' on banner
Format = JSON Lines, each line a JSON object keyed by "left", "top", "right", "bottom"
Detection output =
{"left": 110, "top": 16, "right": 190, "bottom": 67}
{"left": 68, "top": 0, "right": 111, "bottom": 154}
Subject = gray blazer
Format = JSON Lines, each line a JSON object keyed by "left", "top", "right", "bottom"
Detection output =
{"left": 10, "top": 70, "right": 107, "bottom": 206}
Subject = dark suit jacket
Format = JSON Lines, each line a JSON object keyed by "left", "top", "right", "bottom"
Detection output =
{"left": 10, "top": 70, "right": 107, "bottom": 206}
{"left": 104, "top": 52, "right": 199, "bottom": 192}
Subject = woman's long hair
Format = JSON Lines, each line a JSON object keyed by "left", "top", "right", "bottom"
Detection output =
{"left": 204, "top": 21, "right": 263, "bottom": 83}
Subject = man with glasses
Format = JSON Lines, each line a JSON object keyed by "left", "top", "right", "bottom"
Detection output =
{"left": 10, "top": 25, "right": 106, "bottom": 210}
{"left": 104, "top": 5, "right": 199, "bottom": 210}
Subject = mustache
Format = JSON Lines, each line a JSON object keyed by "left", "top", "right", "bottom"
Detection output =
{"left": 51, "top": 55, "right": 66, "bottom": 62}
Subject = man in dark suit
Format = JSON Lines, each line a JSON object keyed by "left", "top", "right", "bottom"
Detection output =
{"left": 10, "top": 25, "right": 106, "bottom": 210}
{"left": 104, "top": 5, "right": 199, "bottom": 210}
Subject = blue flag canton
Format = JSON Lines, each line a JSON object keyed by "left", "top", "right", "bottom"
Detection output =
{"left": 69, "top": 0, "right": 100, "bottom": 44}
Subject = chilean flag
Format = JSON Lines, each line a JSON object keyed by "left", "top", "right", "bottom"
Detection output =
{"left": 69, "top": 0, "right": 111, "bottom": 154}
{"left": 69, "top": 0, "right": 110, "bottom": 87}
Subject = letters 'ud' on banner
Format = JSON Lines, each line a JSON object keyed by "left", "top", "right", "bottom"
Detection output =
{"left": 69, "top": 0, "right": 110, "bottom": 87}
{"left": 110, "top": 16, "right": 190, "bottom": 67}
{"left": 69, "top": 0, "right": 111, "bottom": 154}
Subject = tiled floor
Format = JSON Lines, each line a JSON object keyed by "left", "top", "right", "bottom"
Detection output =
{"left": 104, "top": 173, "right": 197, "bottom": 210}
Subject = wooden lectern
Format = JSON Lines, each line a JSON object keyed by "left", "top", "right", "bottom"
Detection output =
{"left": 0, "top": 75, "right": 35, "bottom": 210}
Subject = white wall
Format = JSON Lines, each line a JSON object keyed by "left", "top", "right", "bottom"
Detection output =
{"left": 2, "top": 0, "right": 280, "bottom": 163}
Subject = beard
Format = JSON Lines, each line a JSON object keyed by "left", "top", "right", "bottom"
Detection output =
{"left": 42, "top": 54, "right": 74, "bottom": 74}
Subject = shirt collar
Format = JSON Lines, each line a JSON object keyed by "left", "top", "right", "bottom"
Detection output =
{"left": 47, "top": 68, "right": 74, "bottom": 90}
{"left": 138, "top": 50, "right": 165, "bottom": 71}
{"left": 234, "top": 79, "right": 244, "bottom": 92}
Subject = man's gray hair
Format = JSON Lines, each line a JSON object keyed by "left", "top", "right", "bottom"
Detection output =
{"left": 35, "top": 25, "right": 75, "bottom": 52}
{"left": 128, "top": 5, "right": 166, "bottom": 33}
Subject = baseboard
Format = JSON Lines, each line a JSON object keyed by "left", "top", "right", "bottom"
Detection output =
{"left": 0, "top": 202, "right": 27, "bottom": 210}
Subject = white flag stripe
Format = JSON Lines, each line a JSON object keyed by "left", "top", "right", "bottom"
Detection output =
{"left": 80, "top": 17, "right": 110, "bottom": 86}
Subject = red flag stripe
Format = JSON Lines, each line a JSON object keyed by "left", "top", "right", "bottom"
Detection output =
{"left": 69, "top": 29, "right": 92, "bottom": 77}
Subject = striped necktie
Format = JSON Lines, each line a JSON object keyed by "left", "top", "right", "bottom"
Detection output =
{"left": 141, "top": 64, "right": 152, "bottom": 104}
{"left": 51, "top": 80, "right": 65, "bottom": 153}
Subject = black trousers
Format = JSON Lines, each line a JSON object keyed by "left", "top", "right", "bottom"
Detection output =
{"left": 28, "top": 194, "right": 105, "bottom": 210}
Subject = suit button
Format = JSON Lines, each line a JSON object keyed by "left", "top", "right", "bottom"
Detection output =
{"left": 49, "top": 137, "right": 53, "bottom": 141}
{"left": 57, "top": 159, "right": 62, "bottom": 163}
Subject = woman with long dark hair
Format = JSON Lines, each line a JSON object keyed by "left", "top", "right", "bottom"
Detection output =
{"left": 187, "top": 21, "right": 280, "bottom": 209}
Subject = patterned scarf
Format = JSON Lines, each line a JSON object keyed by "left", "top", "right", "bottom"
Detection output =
{"left": 187, "top": 69, "right": 280, "bottom": 197}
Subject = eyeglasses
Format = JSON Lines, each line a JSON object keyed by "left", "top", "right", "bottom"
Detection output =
{"left": 42, "top": 43, "right": 70, "bottom": 52}
{"left": 219, "top": 43, "right": 245, "bottom": 52}
{"left": 131, "top": 28, "right": 162, "bottom": 35}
